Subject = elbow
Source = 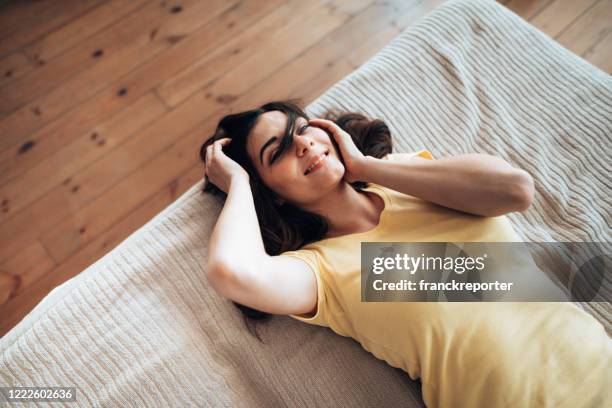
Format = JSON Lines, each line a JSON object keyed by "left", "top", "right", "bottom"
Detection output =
{"left": 206, "top": 260, "right": 239, "bottom": 296}
{"left": 507, "top": 169, "right": 535, "bottom": 212}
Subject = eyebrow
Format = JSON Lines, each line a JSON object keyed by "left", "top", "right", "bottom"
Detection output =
{"left": 259, "top": 136, "right": 278, "bottom": 166}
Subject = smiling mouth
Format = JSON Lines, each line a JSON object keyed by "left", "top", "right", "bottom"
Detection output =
{"left": 304, "top": 151, "right": 329, "bottom": 175}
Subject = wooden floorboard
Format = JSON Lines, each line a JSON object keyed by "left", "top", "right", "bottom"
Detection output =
{"left": 0, "top": 0, "right": 610, "bottom": 336}
{"left": 530, "top": 0, "right": 599, "bottom": 38}
{"left": 0, "top": 0, "right": 104, "bottom": 56}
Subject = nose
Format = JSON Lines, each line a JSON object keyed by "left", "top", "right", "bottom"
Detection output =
{"left": 295, "top": 135, "right": 315, "bottom": 156}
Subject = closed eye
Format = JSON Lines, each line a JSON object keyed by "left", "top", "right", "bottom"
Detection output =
{"left": 269, "top": 124, "right": 309, "bottom": 165}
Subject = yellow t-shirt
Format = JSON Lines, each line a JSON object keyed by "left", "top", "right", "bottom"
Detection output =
{"left": 281, "top": 150, "right": 611, "bottom": 408}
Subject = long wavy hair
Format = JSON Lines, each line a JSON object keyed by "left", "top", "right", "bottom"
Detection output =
{"left": 199, "top": 99, "right": 393, "bottom": 341}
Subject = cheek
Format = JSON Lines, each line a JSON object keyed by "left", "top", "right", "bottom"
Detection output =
{"left": 326, "top": 153, "right": 345, "bottom": 173}
{"left": 264, "top": 162, "right": 299, "bottom": 190}
{"left": 318, "top": 128, "right": 341, "bottom": 158}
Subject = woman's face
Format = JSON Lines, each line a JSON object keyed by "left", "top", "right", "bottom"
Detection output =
{"left": 246, "top": 110, "right": 345, "bottom": 206}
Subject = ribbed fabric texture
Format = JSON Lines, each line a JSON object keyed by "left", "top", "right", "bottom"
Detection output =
{"left": 1, "top": 0, "right": 610, "bottom": 406}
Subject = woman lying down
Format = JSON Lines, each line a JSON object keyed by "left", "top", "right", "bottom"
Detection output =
{"left": 199, "top": 100, "right": 610, "bottom": 408}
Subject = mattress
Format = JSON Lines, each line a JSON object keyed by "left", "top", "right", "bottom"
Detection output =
{"left": 1, "top": 0, "right": 610, "bottom": 406}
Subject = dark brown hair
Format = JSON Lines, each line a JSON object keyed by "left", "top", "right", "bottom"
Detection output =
{"left": 199, "top": 99, "right": 393, "bottom": 341}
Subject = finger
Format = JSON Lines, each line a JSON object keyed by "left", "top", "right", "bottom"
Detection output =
{"left": 204, "top": 147, "right": 210, "bottom": 175}
{"left": 214, "top": 139, "right": 224, "bottom": 155}
{"left": 214, "top": 137, "right": 232, "bottom": 147}
{"left": 213, "top": 138, "right": 231, "bottom": 155}
{"left": 206, "top": 144, "right": 214, "bottom": 162}
{"left": 309, "top": 118, "right": 342, "bottom": 134}
{"left": 308, "top": 118, "right": 335, "bottom": 127}
{"left": 311, "top": 118, "right": 349, "bottom": 141}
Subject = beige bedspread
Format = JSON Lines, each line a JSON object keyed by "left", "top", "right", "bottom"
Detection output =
{"left": 2, "top": 0, "right": 610, "bottom": 406}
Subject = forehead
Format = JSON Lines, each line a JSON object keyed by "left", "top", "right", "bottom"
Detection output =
{"left": 251, "top": 111, "right": 287, "bottom": 145}
{"left": 248, "top": 110, "right": 305, "bottom": 158}
{"left": 247, "top": 110, "right": 287, "bottom": 165}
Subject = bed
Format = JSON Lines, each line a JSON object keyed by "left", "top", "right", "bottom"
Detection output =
{"left": 2, "top": 0, "right": 610, "bottom": 406}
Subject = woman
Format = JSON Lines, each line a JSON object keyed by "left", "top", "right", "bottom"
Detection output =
{"left": 200, "top": 100, "right": 610, "bottom": 407}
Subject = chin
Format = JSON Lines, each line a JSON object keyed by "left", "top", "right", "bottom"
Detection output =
{"left": 322, "top": 172, "right": 345, "bottom": 188}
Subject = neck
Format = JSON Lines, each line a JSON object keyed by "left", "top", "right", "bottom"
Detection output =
{"left": 303, "top": 182, "right": 381, "bottom": 238}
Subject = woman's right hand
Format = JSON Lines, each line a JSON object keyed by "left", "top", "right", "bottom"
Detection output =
{"left": 204, "top": 138, "right": 249, "bottom": 194}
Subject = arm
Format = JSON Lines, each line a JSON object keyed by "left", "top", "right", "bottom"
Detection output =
{"left": 207, "top": 175, "right": 267, "bottom": 269}
{"left": 306, "top": 118, "right": 534, "bottom": 217}
{"left": 357, "top": 153, "right": 535, "bottom": 217}
{"left": 207, "top": 175, "right": 317, "bottom": 315}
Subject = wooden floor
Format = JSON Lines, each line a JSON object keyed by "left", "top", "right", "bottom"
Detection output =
{"left": 0, "top": 0, "right": 610, "bottom": 337}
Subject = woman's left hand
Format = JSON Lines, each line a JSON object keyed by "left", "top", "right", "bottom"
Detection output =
{"left": 308, "top": 118, "right": 368, "bottom": 183}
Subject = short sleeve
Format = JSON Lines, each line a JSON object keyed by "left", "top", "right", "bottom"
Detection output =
{"left": 383, "top": 149, "right": 435, "bottom": 161}
{"left": 279, "top": 249, "right": 329, "bottom": 327}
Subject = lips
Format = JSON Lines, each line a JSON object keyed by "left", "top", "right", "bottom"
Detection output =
{"left": 304, "top": 151, "right": 329, "bottom": 175}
